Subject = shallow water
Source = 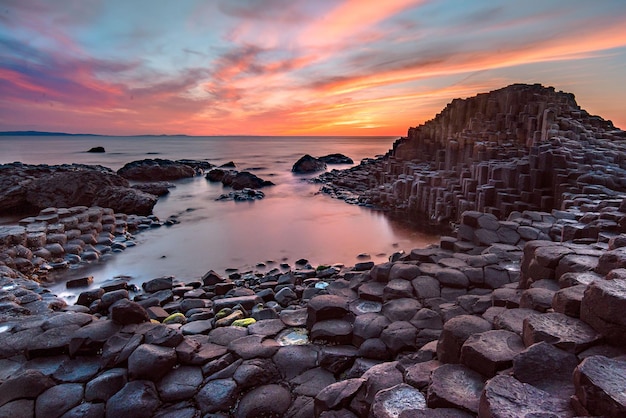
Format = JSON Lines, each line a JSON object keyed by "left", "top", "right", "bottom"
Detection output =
{"left": 0, "top": 135, "right": 439, "bottom": 301}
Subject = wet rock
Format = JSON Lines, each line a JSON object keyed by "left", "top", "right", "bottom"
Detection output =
{"left": 437, "top": 315, "right": 492, "bottom": 363}
{"left": 142, "top": 276, "right": 173, "bottom": 293}
{"left": 228, "top": 171, "right": 274, "bottom": 190}
{"left": 427, "top": 364, "right": 485, "bottom": 414}
{"left": 110, "top": 299, "right": 150, "bottom": 325}
{"left": 35, "top": 383, "right": 84, "bottom": 418}
{"left": 233, "top": 358, "right": 281, "bottom": 390}
{"left": 460, "top": 329, "right": 524, "bottom": 377}
{"left": 573, "top": 355, "right": 626, "bottom": 417}
{"left": 195, "top": 378, "right": 239, "bottom": 414}
{"left": 273, "top": 345, "right": 319, "bottom": 379}
{"left": 117, "top": 158, "right": 195, "bottom": 181}
{"left": 319, "top": 345, "right": 358, "bottom": 375}
{"left": 234, "top": 384, "right": 292, "bottom": 418}
{"left": 479, "top": 375, "right": 573, "bottom": 417}
{"left": 319, "top": 154, "right": 354, "bottom": 165}
{"left": 157, "top": 366, "right": 203, "bottom": 402}
{"left": 53, "top": 356, "right": 102, "bottom": 383}
{"left": 522, "top": 312, "right": 602, "bottom": 353}
{"left": 127, "top": 343, "right": 177, "bottom": 381}
{"left": 85, "top": 368, "right": 128, "bottom": 402}
{"left": 292, "top": 154, "right": 326, "bottom": 173}
{"left": 105, "top": 380, "right": 161, "bottom": 418}
{"left": 87, "top": 146, "right": 105, "bottom": 153}
{"left": 370, "top": 383, "right": 426, "bottom": 418}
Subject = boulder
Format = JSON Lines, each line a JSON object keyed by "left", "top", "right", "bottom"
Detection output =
{"left": 573, "top": 355, "right": 626, "bottom": 417}
{"left": 195, "top": 378, "right": 239, "bottom": 414}
{"left": 228, "top": 171, "right": 274, "bottom": 190}
{"left": 117, "top": 158, "right": 195, "bottom": 181}
{"left": 109, "top": 299, "right": 150, "bottom": 325}
{"left": 7, "top": 166, "right": 158, "bottom": 215}
{"left": 318, "top": 153, "right": 354, "bottom": 164}
{"left": 87, "top": 146, "right": 105, "bottom": 153}
{"left": 292, "top": 154, "right": 327, "bottom": 173}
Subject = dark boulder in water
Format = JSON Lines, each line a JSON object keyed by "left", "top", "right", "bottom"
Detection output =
{"left": 319, "top": 153, "right": 354, "bottom": 164}
{"left": 117, "top": 159, "right": 196, "bottom": 181}
{"left": 229, "top": 171, "right": 274, "bottom": 190}
{"left": 292, "top": 154, "right": 326, "bottom": 173}
{"left": 0, "top": 162, "right": 158, "bottom": 215}
{"left": 87, "top": 146, "right": 105, "bottom": 153}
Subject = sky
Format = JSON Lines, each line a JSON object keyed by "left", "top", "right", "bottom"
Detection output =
{"left": 0, "top": 0, "right": 625, "bottom": 136}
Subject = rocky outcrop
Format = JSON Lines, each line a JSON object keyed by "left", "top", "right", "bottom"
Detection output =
{"left": 206, "top": 169, "right": 274, "bottom": 191}
{"left": 319, "top": 153, "right": 354, "bottom": 165}
{"left": 292, "top": 154, "right": 327, "bottom": 173}
{"left": 319, "top": 84, "right": 626, "bottom": 226}
{"left": 2, "top": 198, "right": 626, "bottom": 416}
{"left": 0, "top": 163, "right": 158, "bottom": 215}
{"left": 87, "top": 146, "right": 105, "bottom": 153}
{"left": 117, "top": 159, "right": 197, "bottom": 181}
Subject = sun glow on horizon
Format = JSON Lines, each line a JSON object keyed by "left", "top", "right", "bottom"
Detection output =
{"left": 0, "top": 0, "right": 625, "bottom": 135}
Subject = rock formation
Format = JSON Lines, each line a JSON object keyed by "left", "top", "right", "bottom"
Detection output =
{"left": 0, "top": 163, "right": 158, "bottom": 215}
{"left": 320, "top": 83, "right": 626, "bottom": 225}
{"left": 117, "top": 159, "right": 198, "bottom": 181}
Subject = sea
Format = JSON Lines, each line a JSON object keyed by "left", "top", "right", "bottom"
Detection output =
{"left": 0, "top": 135, "right": 439, "bottom": 300}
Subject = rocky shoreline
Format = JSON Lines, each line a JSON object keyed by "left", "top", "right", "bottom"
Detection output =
{"left": 1, "top": 83, "right": 626, "bottom": 417}
{"left": 1, "top": 200, "right": 626, "bottom": 417}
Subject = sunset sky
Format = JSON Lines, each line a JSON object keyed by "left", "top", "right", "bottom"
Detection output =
{"left": 1, "top": 0, "right": 625, "bottom": 136}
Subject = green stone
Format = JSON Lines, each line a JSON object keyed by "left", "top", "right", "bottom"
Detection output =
{"left": 231, "top": 318, "right": 256, "bottom": 328}
{"left": 163, "top": 312, "right": 186, "bottom": 324}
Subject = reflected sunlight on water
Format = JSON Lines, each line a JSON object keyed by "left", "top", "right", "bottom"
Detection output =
{"left": 0, "top": 135, "right": 439, "bottom": 298}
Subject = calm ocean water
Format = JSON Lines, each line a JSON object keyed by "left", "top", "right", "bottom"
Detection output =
{"left": 0, "top": 135, "right": 438, "bottom": 300}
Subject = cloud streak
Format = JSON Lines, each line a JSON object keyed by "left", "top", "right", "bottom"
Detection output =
{"left": 0, "top": 0, "right": 625, "bottom": 135}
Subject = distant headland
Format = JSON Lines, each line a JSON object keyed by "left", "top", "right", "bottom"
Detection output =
{"left": 0, "top": 130, "right": 189, "bottom": 137}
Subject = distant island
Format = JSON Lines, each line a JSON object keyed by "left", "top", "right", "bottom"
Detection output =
{"left": 0, "top": 131, "right": 189, "bottom": 137}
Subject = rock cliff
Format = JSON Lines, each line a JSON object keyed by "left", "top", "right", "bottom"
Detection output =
{"left": 320, "top": 83, "right": 626, "bottom": 225}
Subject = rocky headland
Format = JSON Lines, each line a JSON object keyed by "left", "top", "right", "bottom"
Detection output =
{"left": 1, "top": 83, "right": 625, "bottom": 417}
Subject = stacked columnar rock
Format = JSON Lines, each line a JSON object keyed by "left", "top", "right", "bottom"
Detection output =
{"left": 0, "top": 206, "right": 168, "bottom": 280}
{"left": 2, "top": 200, "right": 626, "bottom": 416}
{"left": 319, "top": 83, "right": 626, "bottom": 225}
